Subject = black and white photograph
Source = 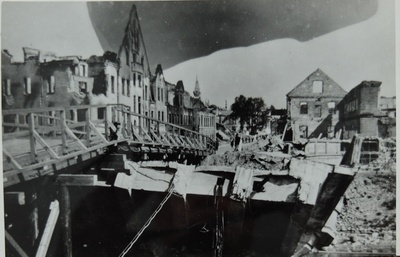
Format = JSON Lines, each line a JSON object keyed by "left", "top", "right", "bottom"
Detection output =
{"left": 1, "top": 1, "right": 397, "bottom": 256}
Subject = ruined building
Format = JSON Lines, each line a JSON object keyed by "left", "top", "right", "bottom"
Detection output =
{"left": 336, "top": 81, "right": 396, "bottom": 139}
{"left": 1, "top": 4, "right": 217, "bottom": 139}
{"left": 286, "top": 69, "right": 347, "bottom": 140}
{"left": 2, "top": 47, "right": 93, "bottom": 122}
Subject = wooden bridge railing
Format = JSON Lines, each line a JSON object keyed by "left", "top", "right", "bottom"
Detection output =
{"left": 2, "top": 104, "right": 216, "bottom": 187}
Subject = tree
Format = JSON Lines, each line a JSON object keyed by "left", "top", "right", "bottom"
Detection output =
{"left": 228, "top": 95, "right": 265, "bottom": 132}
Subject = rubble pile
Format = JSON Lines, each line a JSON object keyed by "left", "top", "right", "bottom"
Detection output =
{"left": 201, "top": 150, "right": 291, "bottom": 171}
{"left": 326, "top": 171, "right": 396, "bottom": 253}
{"left": 201, "top": 151, "right": 265, "bottom": 170}
{"left": 364, "top": 137, "right": 396, "bottom": 172}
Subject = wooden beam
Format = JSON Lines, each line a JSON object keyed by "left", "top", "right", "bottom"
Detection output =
{"left": 35, "top": 200, "right": 60, "bottom": 257}
{"left": 28, "top": 113, "right": 37, "bottom": 163}
{"left": 60, "top": 110, "right": 68, "bottom": 155}
{"left": 5, "top": 230, "right": 29, "bottom": 257}
{"left": 33, "top": 130, "right": 60, "bottom": 159}
{"left": 64, "top": 124, "right": 87, "bottom": 150}
{"left": 89, "top": 120, "right": 108, "bottom": 144}
{"left": 3, "top": 149, "right": 23, "bottom": 170}
{"left": 56, "top": 175, "right": 98, "bottom": 186}
{"left": 2, "top": 130, "right": 31, "bottom": 140}
{"left": 149, "top": 129, "right": 163, "bottom": 143}
{"left": 60, "top": 186, "right": 73, "bottom": 257}
{"left": 85, "top": 109, "right": 91, "bottom": 148}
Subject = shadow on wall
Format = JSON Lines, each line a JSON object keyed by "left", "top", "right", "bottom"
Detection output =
{"left": 309, "top": 114, "right": 333, "bottom": 139}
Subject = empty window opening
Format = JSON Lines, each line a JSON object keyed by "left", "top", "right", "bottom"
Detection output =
{"left": 300, "top": 102, "right": 308, "bottom": 114}
{"left": 24, "top": 77, "right": 31, "bottom": 95}
{"left": 312, "top": 81, "right": 323, "bottom": 93}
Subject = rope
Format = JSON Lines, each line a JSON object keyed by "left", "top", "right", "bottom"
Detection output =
{"left": 118, "top": 185, "right": 175, "bottom": 257}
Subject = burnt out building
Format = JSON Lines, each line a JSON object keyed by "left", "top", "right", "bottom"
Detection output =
{"left": 336, "top": 81, "right": 395, "bottom": 139}
{"left": 286, "top": 69, "right": 347, "bottom": 140}
{"left": 2, "top": 47, "right": 93, "bottom": 121}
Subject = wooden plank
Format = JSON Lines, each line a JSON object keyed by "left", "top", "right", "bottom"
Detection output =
{"left": 3, "top": 149, "right": 23, "bottom": 170}
{"left": 85, "top": 109, "right": 91, "bottom": 147}
{"left": 149, "top": 129, "right": 163, "bottom": 143}
{"left": 64, "top": 125, "right": 87, "bottom": 150}
{"left": 89, "top": 120, "right": 108, "bottom": 144}
{"left": 3, "top": 140, "right": 126, "bottom": 187}
{"left": 131, "top": 127, "right": 144, "bottom": 142}
{"left": 28, "top": 113, "right": 37, "bottom": 163}
{"left": 33, "top": 130, "right": 60, "bottom": 159}
{"left": 2, "top": 122, "right": 30, "bottom": 129}
{"left": 195, "top": 165, "right": 235, "bottom": 174}
{"left": 66, "top": 122, "right": 87, "bottom": 129}
{"left": 35, "top": 200, "right": 60, "bottom": 257}
{"left": 5, "top": 230, "right": 29, "bottom": 257}
{"left": 230, "top": 167, "right": 254, "bottom": 202}
{"left": 2, "top": 130, "right": 31, "bottom": 140}
{"left": 56, "top": 175, "right": 97, "bottom": 186}
{"left": 165, "top": 133, "right": 179, "bottom": 146}
{"left": 60, "top": 111, "right": 68, "bottom": 155}
{"left": 302, "top": 172, "right": 354, "bottom": 236}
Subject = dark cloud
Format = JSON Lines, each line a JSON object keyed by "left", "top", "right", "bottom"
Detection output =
{"left": 87, "top": 0, "right": 377, "bottom": 70}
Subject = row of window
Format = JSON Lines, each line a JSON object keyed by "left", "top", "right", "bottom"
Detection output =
{"left": 199, "top": 115, "right": 215, "bottom": 128}
{"left": 299, "top": 101, "right": 336, "bottom": 116}
{"left": 3, "top": 75, "right": 79, "bottom": 96}
{"left": 110, "top": 75, "right": 142, "bottom": 95}
{"left": 125, "top": 49, "right": 144, "bottom": 66}
{"left": 168, "top": 113, "right": 194, "bottom": 126}
{"left": 150, "top": 110, "right": 165, "bottom": 122}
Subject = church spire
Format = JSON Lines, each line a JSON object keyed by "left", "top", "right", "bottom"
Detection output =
{"left": 193, "top": 75, "right": 201, "bottom": 98}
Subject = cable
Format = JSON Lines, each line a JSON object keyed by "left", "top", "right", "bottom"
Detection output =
{"left": 118, "top": 185, "right": 175, "bottom": 257}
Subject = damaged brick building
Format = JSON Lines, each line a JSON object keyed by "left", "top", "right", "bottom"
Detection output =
{"left": 336, "top": 81, "right": 396, "bottom": 139}
{"left": 2, "top": 47, "right": 94, "bottom": 122}
{"left": 2, "top": 4, "right": 217, "bottom": 139}
{"left": 286, "top": 69, "right": 347, "bottom": 140}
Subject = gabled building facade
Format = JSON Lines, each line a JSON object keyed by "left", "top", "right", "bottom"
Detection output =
{"left": 117, "top": 5, "right": 151, "bottom": 128}
{"left": 149, "top": 64, "right": 168, "bottom": 131}
{"left": 286, "top": 69, "right": 347, "bottom": 140}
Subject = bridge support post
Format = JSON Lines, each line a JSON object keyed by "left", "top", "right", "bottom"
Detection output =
{"left": 60, "top": 186, "right": 73, "bottom": 257}
{"left": 213, "top": 177, "right": 225, "bottom": 257}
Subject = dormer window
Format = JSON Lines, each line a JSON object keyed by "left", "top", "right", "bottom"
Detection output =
{"left": 312, "top": 80, "right": 323, "bottom": 93}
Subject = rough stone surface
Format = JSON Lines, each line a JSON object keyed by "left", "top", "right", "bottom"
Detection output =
{"left": 325, "top": 168, "right": 396, "bottom": 253}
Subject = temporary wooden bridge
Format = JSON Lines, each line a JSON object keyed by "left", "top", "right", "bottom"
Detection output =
{"left": 2, "top": 105, "right": 369, "bottom": 257}
{"left": 2, "top": 104, "right": 216, "bottom": 188}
